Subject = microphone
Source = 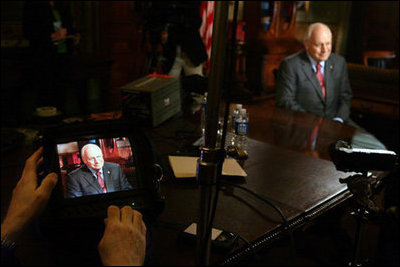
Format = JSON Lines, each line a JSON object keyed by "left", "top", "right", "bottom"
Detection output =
{"left": 329, "top": 140, "right": 398, "bottom": 173}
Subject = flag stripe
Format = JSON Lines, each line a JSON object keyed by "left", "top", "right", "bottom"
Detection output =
{"left": 199, "top": 1, "right": 215, "bottom": 71}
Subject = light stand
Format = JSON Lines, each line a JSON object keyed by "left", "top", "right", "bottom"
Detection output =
{"left": 196, "top": 2, "right": 229, "bottom": 265}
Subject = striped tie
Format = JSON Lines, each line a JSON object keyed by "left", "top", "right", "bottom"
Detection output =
{"left": 316, "top": 63, "right": 326, "bottom": 99}
{"left": 96, "top": 171, "right": 107, "bottom": 193}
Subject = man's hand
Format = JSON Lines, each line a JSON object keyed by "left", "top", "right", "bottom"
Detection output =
{"left": 1, "top": 147, "right": 58, "bottom": 242}
{"left": 51, "top": 28, "right": 67, "bottom": 45}
{"left": 98, "top": 205, "right": 147, "bottom": 266}
{"left": 51, "top": 28, "right": 67, "bottom": 40}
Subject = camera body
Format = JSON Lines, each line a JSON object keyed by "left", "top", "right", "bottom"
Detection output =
{"left": 329, "top": 140, "right": 397, "bottom": 173}
{"left": 38, "top": 120, "right": 164, "bottom": 221}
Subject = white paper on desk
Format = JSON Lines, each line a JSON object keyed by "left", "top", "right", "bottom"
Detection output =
{"left": 184, "top": 222, "right": 222, "bottom": 240}
{"left": 168, "top": 156, "right": 247, "bottom": 178}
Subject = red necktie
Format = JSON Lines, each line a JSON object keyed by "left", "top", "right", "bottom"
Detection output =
{"left": 316, "top": 63, "right": 326, "bottom": 98}
{"left": 96, "top": 171, "right": 107, "bottom": 193}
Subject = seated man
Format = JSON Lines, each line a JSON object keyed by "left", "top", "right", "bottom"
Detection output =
{"left": 275, "top": 22, "right": 387, "bottom": 150}
{"left": 275, "top": 22, "right": 353, "bottom": 125}
{"left": 66, "top": 143, "right": 132, "bottom": 198}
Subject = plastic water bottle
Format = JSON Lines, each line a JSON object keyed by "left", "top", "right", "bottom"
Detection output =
{"left": 231, "top": 104, "right": 242, "bottom": 133}
{"left": 230, "top": 110, "right": 240, "bottom": 148}
{"left": 200, "top": 92, "right": 207, "bottom": 136}
{"left": 235, "top": 108, "right": 249, "bottom": 152}
{"left": 230, "top": 108, "right": 245, "bottom": 148}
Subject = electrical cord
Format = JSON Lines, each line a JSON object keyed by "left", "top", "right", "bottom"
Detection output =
{"left": 221, "top": 181, "right": 286, "bottom": 223}
{"left": 220, "top": 181, "right": 297, "bottom": 263}
{"left": 155, "top": 218, "right": 258, "bottom": 261}
{"left": 156, "top": 169, "right": 297, "bottom": 263}
{"left": 235, "top": 232, "right": 260, "bottom": 262}
{"left": 192, "top": 176, "right": 298, "bottom": 263}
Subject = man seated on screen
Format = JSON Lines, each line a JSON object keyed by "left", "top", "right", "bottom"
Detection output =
{"left": 66, "top": 143, "right": 133, "bottom": 198}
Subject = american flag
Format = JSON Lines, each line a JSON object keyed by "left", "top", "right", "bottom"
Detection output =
{"left": 199, "top": 1, "right": 215, "bottom": 71}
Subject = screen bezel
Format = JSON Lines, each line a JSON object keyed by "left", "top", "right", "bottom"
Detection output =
{"left": 40, "top": 120, "right": 159, "bottom": 216}
{"left": 56, "top": 135, "right": 138, "bottom": 199}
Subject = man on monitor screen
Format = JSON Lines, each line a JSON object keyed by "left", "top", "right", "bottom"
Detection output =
{"left": 66, "top": 143, "right": 132, "bottom": 198}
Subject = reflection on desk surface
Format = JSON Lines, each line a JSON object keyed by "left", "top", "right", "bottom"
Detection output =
{"left": 242, "top": 102, "right": 388, "bottom": 161}
{"left": 147, "top": 102, "right": 392, "bottom": 265}
{"left": 0, "top": 100, "right": 395, "bottom": 266}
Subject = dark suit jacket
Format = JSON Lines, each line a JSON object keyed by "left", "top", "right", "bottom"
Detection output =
{"left": 275, "top": 50, "right": 353, "bottom": 123}
{"left": 66, "top": 162, "right": 132, "bottom": 198}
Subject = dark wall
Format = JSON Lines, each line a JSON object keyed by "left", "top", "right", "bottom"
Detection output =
{"left": 1, "top": 1, "right": 399, "bottom": 126}
{"left": 346, "top": 1, "right": 399, "bottom": 65}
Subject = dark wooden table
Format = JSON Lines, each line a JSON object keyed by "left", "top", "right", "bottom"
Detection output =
{"left": 146, "top": 101, "right": 387, "bottom": 265}
{"left": 0, "top": 101, "right": 388, "bottom": 265}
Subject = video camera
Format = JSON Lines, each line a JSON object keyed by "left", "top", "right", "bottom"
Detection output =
{"left": 329, "top": 140, "right": 397, "bottom": 173}
{"left": 329, "top": 139, "right": 398, "bottom": 212}
{"left": 37, "top": 119, "right": 165, "bottom": 222}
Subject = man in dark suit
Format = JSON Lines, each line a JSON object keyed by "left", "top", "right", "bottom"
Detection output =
{"left": 66, "top": 144, "right": 132, "bottom": 198}
{"left": 275, "top": 22, "right": 388, "bottom": 150}
{"left": 275, "top": 22, "right": 353, "bottom": 125}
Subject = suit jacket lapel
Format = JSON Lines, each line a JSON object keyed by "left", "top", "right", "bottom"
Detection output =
{"left": 81, "top": 166, "right": 103, "bottom": 193}
{"left": 103, "top": 164, "right": 115, "bottom": 192}
{"left": 301, "top": 52, "right": 326, "bottom": 102}
{"left": 325, "top": 58, "right": 335, "bottom": 105}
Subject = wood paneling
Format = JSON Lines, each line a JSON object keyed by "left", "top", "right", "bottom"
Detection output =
{"left": 99, "top": 1, "right": 147, "bottom": 110}
{"left": 346, "top": 1, "right": 399, "bottom": 65}
{"left": 362, "top": 1, "right": 399, "bottom": 51}
{"left": 244, "top": 1, "right": 302, "bottom": 95}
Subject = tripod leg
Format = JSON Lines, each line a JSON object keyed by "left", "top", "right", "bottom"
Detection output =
{"left": 350, "top": 215, "right": 362, "bottom": 266}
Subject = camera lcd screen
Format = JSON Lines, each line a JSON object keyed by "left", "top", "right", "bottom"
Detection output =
{"left": 56, "top": 136, "right": 137, "bottom": 199}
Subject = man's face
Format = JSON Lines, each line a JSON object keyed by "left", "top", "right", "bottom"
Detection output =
{"left": 305, "top": 26, "right": 332, "bottom": 62}
{"left": 83, "top": 146, "right": 104, "bottom": 171}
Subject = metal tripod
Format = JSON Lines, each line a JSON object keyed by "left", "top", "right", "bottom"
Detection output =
{"left": 339, "top": 172, "right": 380, "bottom": 266}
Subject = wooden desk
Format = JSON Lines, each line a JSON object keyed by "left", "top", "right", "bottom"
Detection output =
{"left": 147, "top": 102, "right": 387, "bottom": 265}
{"left": 0, "top": 102, "right": 388, "bottom": 265}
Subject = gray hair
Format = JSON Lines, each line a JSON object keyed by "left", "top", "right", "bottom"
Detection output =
{"left": 303, "top": 22, "right": 332, "bottom": 43}
{"left": 81, "top": 143, "right": 102, "bottom": 159}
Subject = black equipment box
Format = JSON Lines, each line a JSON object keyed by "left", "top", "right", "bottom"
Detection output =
{"left": 121, "top": 75, "right": 181, "bottom": 127}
